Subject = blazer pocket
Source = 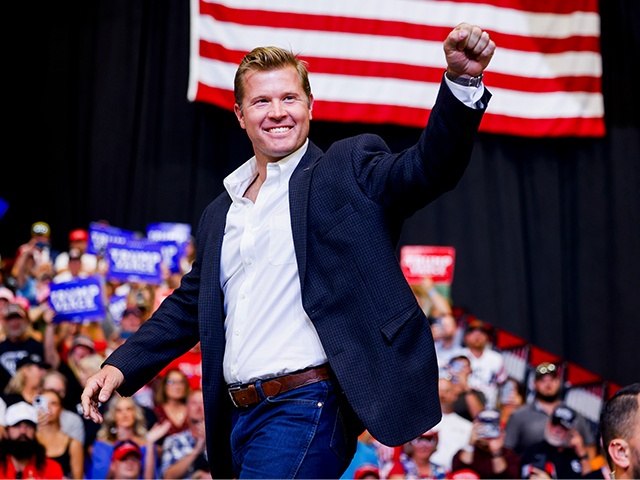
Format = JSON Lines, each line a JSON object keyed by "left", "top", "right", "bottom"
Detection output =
{"left": 315, "top": 203, "right": 356, "bottom": 239}
{"left": 380, "top": 304, "right": 421, "bottom": 344}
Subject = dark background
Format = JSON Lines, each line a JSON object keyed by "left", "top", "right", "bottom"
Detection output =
{"left": 3, "top": 1, "right": 639, "bottom": 386}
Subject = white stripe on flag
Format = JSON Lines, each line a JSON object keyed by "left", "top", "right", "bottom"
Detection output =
{"left": 206, "top": 0, "right": 600, "bottom": 38}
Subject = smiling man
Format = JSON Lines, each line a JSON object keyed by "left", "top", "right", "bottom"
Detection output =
{"left": 83, "top": 22, "right": 495, "bottom": 478}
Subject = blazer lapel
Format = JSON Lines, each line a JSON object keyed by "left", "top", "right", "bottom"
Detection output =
{"left": 202, "top": 194, "right": 232, "bottom": 323}
{"left": 289, "top": 141, "right": 323, "bottom": 291}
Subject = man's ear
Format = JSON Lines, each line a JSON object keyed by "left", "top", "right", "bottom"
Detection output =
{"left": 234, "top": 104, "right": 246, "bottom": 129}
{"left": 308, "top": 93, "right": 314, "bottom": 121}
{"left": 608, "top": 439, "right": 631, "bottom": 469}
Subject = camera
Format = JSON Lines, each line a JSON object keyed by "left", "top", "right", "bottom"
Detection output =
{"left": 34, "top": 395, "right": 50, "bottom": 415}
{"left": 476, "top": 409, "right": 501, "bottom": 438}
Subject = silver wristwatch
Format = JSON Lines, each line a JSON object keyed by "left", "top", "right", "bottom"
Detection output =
{"left": 445, "top": 70, "right": 484, "bottom": 87}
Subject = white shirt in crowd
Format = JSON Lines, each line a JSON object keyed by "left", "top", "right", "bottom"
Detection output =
{"left": 429, "top": 412, "right": 473, "bottom": 471}
{"left": 462, "top": 346, "right": 507, "bottom": 409}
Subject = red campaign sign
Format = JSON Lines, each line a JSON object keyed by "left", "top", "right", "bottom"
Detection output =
{"left": 400, "top": 246, "right": 456, "bottom": 284}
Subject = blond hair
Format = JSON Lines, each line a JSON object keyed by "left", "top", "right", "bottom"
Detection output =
{"left": 4, "top": 368, "right": 27, "bottom": 395}
{"left": 234, "top": 46, "right": 311, "bottom": 113}
{"left": 96, "top": 397, "right": 148, "bottom": 443}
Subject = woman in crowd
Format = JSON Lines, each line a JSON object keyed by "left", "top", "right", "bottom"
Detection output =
{"left": 90, "top": 396, "right": 148, "bottom": 479}
{"left": 2, "top": 355, "right": 48, "bottom": 406}
{"left": 36, "top": 390, "right": 84, "bottom": 479}
{"left": 400, "top": 430, "right": 447, "bottom": 479}
{"left": 153, "top": 368, "right": 190, "bottom": 437}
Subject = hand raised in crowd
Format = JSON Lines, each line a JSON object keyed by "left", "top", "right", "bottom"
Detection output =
{"left": 194, "top": 419, "right": 207, "bottom": 453}
{"left": 503, "top": 388, "right": 523, "bottom": 407}
{"left": 147, "top": 420, "right": 173, "bottom": 445}
{"left": 42, "top": 304, "right": 55, "bottom": 324}
{"left": 81, "top": 365, "right": 125, "bottom": 423}
{"left": 444, "top": 23, "right": 496, "bottom": 77}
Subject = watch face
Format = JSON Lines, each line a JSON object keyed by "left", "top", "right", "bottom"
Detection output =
{"left": 446, "top": 71, "right": 483, "bottom": 87}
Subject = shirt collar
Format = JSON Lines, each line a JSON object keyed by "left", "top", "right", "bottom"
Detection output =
{"left": 223, "top": 140, "right": 309, "bottom": 202}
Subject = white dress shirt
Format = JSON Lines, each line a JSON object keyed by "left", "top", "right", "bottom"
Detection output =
{"left": 221, "top": 139, "right": 327, "bottom": 384}
{"left": 219, "top": 80, "right": 483, "bottom": 385}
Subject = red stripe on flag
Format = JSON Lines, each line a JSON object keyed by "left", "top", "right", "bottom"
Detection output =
{"left": 194, "top": 83, "right": 236, "bottom": 110}
{"left": 479, "top": 113, "right": 606, "bottom": 137}
{"left": 200, "top": 3, "right": 600, "bottom": 54}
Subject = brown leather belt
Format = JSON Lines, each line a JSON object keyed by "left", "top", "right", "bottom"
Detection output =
{"left": 228, "top": 365, "right": 331, "bottom": 409}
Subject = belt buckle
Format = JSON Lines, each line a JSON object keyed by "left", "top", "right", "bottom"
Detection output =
{"left": 228, "top": 385, "right": 243, "bottom": 408}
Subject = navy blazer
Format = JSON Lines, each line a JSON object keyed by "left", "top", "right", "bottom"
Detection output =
{"left": 106, "top": 79, "right": 490, "bottom": 476}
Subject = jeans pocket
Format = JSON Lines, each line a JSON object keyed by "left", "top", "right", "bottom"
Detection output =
{"left": 330, "top": 394, "right": 358, "bottom": 462}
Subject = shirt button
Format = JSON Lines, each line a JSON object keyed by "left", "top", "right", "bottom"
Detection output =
{"left": 230, "top": 366, "right": 235, "bottom": 372}
{"left": 234, "top": 329, "right": 240, "bottom": 336}
{"left": 241, "top": 293, "right": 247, "bottom": 299}
{"left": 247, "top": 259, "right": 253, "bottom": 265}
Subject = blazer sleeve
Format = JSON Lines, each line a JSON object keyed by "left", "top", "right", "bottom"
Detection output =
{"left": 104, "top": 208, "right": 210, "bottom": 396}
{"left": 351, "top": 77, "right": 491, "bottom": 217}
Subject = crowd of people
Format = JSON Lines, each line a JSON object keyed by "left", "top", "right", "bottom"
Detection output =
{"left": 341, "top": 284, "right": 638, "bottom": 480}
{"left": 0, "top": 222, "right": 207, "bottom": 479}
{"left": 0, "top": 221, "right": 638, "bottom": 479}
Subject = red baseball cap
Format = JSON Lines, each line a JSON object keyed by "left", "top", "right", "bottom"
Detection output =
{"left": 69, "top": 229, "right": 89, "bottom": 242}
{"left": 112, "top": 440, "right": 142, "bottom": 461}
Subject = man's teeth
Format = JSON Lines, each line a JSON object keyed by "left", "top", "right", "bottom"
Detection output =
{"left": 268, "top": 127, "right": 290, "bottom": 133}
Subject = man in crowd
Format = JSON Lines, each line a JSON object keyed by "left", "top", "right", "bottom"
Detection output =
{"left": 53, "top": 248, "right": 87, "bottom": 283}
{"left": 161, "top": 389, "right": 208, "bottom": 479}
{"left": 11, "top": 222, "right": 54, "bottom": 279}
{"left": 0, "top": 304, "right": 44, "bottom": 392}
{"left": 54, "top": 228, "right": 97, "bottom": 275}
{"left": 451, "top": 410, "right": 520, "bottom": 478}
{"left": 461, "top": 319, "right": 507, "bottom": 409}
{"left": 520, "top": 405, "right": 592, "bottom": 478}
{"left": 120, "top": 306, "right": 144, "bottom": 336}
{"left": 0, "top": 401, "right": 63, "bottom": 479}
{"left": 599, "top": 383, "right": 640, "bottom": 480}
{"left": 429, "top": 377, "right": 473, "bottom": 471}
{"left": 0, "top": 287, "right": 15, "bottom": 329}
{"left": 448, "top": 354, "right": 486, "bottom": 421}
{"left": 108, "top": 440, "right": 144, "bottom": 480}
{"left": 504, "top": 362, "right": 595, "bottom": 457}
{"left": 83, "top": 23, "right": 496, "bottom": 478}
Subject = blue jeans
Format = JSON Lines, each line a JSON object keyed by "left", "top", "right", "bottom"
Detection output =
{"left": 230, "top": 378, "right": 358, "bottom": 479}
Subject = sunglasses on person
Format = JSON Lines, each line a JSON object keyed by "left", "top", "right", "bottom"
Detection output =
{"left": 166, "top": 378, "right": 187, "bottom": 385}
{"left": 411, "top": 435, "right": 437, "bottom": 446}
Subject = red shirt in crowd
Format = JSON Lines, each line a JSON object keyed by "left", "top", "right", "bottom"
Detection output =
{"left": 0, "top": 456, "right": 64, "bottom": 479}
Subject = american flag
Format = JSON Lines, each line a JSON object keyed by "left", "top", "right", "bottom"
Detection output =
{"left": 187, "top": 0, "right": 604, "bottom": 138}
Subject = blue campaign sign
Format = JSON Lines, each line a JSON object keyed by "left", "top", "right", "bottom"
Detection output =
{"left": 146, "top": 223, "right": 191, "bottom": 256}
{"left": 48, "top": 276, "right": 105, "bottom": 323}
{"left": 0, "top": 197, "right": 8, "bottom": 221}
{"left": 107, "top": 240, "right": 163, "bottom": 285}
{"left": 87, "top": 223, "right": 135, "bottom": 255}
{"left": 108, "top": 293, "right": 128, "bottom": 327}
{"left": 159, "top": 241, "right": 181, "bottom": 274}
